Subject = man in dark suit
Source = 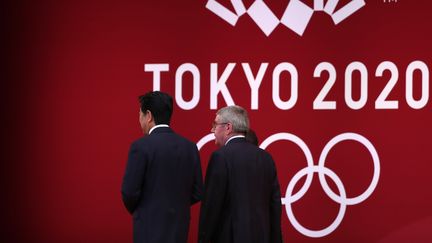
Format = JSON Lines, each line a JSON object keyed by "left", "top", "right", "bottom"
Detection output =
{"left": 198, "top": 105, "right": 283, "bottom": 243}
{"left": 121, "top": 91, "right": 203, "bottom": 243}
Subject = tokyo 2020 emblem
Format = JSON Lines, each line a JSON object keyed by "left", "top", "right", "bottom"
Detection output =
{"left": 206, "top": 0, "right": 366, "bottom": 36}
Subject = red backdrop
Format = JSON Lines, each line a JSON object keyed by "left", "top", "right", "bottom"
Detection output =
{"left": 2, "top": 0, "right": 431, "bottom": 242}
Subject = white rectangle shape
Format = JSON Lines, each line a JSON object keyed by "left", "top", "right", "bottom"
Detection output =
{"left": 314, "top": 0, "right": 324, "bottom": 10}
{"left": 332, "top": 0, "right": 365, "bottom": 24}
{"left": 324, "top": 0, "right": 339, "bottom": 15}
{"left": 232, "top": 0, "right": 246, "bottom": 16}
{"left": 281, "top": 0, "right": 314, "bottom": 36}
{"left": 206, "top": 0, "right": 239, "bottom": 26}
{"left": 247, "top": 0, "right": 280, "bottom": 36}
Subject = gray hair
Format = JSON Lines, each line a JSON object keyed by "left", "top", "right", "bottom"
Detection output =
{"left": 217, "top": 105, "right": 249, "bottom": 134}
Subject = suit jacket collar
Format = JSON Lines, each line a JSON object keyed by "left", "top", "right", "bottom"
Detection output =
{"left": 225, "top": 136, "right": 246, "bottom": 145}
{"left": 150, "top": 126, "right": 173, "bottom": 134}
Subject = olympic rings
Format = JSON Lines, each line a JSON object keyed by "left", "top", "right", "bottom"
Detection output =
{"left": 196, "top": 132, "right": 380, "bottom": 237}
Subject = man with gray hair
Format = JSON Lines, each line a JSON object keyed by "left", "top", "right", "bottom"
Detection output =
{"left": 198, "top": 105, "right": 283, "bottom": 243}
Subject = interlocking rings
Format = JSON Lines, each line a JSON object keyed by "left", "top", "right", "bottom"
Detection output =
{"left": 261, "top": 133, "right": 380, "bottom": 237}
{"left": 284, "top": 165, "right": 347, "bottom": 238}
{"left": 197, "top": 132, "right": 380, "bottom": 238}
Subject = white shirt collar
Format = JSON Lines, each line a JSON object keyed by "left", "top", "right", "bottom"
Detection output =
{"left": 225, "top": 135, "right": 245, "bottom": 145}
{"left": 149, "top": 124, "right": 169, "bottom": 134}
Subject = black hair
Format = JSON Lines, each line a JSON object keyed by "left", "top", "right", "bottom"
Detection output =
{"left": 245, "top": 129, "right": 259, "bottom": 146}
{"left": 138, "top": 91, "right": 173, "bottom": 125}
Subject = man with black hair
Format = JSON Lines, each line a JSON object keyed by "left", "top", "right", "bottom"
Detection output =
{"left": 121, "top": 91, "right": 203, "bottom": 243}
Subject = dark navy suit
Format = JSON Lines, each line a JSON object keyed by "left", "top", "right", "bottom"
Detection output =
{"left": 122, "top": 127, "right": 203, "bottom": 243}
{"left": 198, "top": 137, "right": 282, "bottom": 243}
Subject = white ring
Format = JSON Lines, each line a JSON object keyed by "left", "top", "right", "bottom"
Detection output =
{"left": 285, "top": 165, "right": 347, "bottom": 238}
{"left": 196, "top": 133, "right": 215, "bottom": 150}
{"left": 318, "top": 133, "right": 380, "bottom": 205}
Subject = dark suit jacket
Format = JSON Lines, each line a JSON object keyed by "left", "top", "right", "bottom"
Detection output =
{"left": 122, "top": 127, "right": 203, "bottom": 243}
{"left": 198, "top": 137, "right": 282, "bottom": 243}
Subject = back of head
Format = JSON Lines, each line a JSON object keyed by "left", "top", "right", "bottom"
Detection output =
{"left": 139, "top": 91, "right": 173, "bottom": 125}
{"left": 217, "top": 105, "right": 250, "bottom": 134}
{"left": 245, "top": 129, "right": 259, "bottom": 146}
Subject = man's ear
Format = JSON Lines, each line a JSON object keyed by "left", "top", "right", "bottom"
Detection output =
{"left": 146, "top": 110, "right": 154, "bottom": 123}
{"left": 226, "top": 123, "right": 233, "bottom": 134}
